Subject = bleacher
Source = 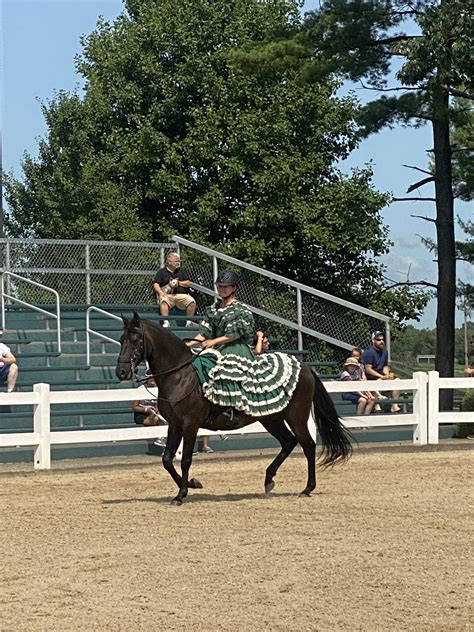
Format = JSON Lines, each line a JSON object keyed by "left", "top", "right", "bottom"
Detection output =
{"left": 0, "top": 302, "right": 430, "bottom": 465}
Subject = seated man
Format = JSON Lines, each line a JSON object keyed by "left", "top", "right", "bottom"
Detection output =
{"left": 0, "top": 341, "right": 18, "bottom": 393}
{"left": 153, "top": 252, "right": 196, "bottom": 328}
{"left": 362, "top": 331, "right": 401, "bottom": 413}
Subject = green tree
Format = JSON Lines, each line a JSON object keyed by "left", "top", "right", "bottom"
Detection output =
{"left": 391, "top": 324, "right": 436, "bottom": 363}
{"left": 3, "top": 0, "right": 428, "bottom": 322}
{"left": 260, "top": 0, "right": 471, "bottom": 406}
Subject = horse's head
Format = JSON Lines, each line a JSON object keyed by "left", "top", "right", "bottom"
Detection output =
{"left": 116, "top": 312, "right": 145, "bottom": 381}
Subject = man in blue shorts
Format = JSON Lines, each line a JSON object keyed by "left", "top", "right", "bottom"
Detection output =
{"left": 362, "top": 331, "right": 401, "bottom": 413}
{"left": 0, "top": 341, "right": 18, "bottom": 392}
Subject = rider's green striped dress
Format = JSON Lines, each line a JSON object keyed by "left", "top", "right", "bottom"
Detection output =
{"left": 192, "top": 301, "right": 301, "bottom": 417}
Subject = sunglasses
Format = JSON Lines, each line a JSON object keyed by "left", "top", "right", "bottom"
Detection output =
{"left": 375, "top": 338, "right": 385, "bottom": 342}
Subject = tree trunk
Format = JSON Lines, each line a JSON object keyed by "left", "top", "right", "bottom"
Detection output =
{"left": 432, "top": 82, "right": 455, "bottom": 410}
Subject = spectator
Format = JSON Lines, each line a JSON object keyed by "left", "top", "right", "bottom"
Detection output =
{"left": 351, "top": 345, "right": 386, "bottom": 411}
{"left": 464, "top": 364, "right": 474, "bottom": 377}
{"left": 362, "top": 331, "right": 401, "bottom": 413}
{"left": 340, "top": 357, "right": 376, "bottom": 415}
{"left": 200, "top": 436, "right": 215, "bottom": 453}
{"left": 132, "top": 373, "right": 167, "bottom": 447}
{"left": 253, "top": 330, "right": 270, "bottom": 355}
{"left": 349, "top": 347, "right": 365, "bottom": 379}
{"left": 153, "top": 252, "right": 196, "bottom": 328}
{"left": 0, "top": 341, "right": 18, "bottom": 393}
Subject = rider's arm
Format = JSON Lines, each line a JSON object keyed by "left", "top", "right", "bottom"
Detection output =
{"left": 201, "top": 335, "right": 237, "bottom": 349}
{"left": 185, "top": 333, "right": 206, "bottom": 347}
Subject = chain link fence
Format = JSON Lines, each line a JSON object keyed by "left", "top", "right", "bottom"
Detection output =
{"left": 176, "top": 236, "right": 390, "bottom": 363}
{"left": 1, "top": 237, "right": 390, "bottom": 364}
{"left": 0, "top": 239, "right": 176, "bottom": 305}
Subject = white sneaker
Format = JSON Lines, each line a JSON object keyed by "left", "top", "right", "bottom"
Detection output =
{"left": 201, "top": 445, "right": 214, "bottom": 453}
{"left": 220, "top": 434, "right": 229, "bottom": 441}
{"left": 162, "top": 320, "right": 170, "bottom": 328}
{"left": 153, "top": 438, "right": 166, "bottom": 447}
{"left": 185, "top": 320, "right": 194, "bottom": 328}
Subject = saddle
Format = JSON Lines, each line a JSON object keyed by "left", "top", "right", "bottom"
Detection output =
{"left": 205, "top": 406, "right": 250, "bottom": 431}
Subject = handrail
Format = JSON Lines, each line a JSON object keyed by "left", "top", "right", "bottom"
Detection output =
{"left": 174, "top": 235, "right": 391, "bottom": 354}
{"left": 86, "top": 306, "right": 122, "bottom": 365}
{"left": 1, "top": 271, "right": 62, "bottom": 353}
{"left": 174, "top": 236, "right": 390, "bottom": 321}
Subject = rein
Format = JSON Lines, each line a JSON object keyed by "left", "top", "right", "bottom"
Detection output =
{"left": 123, "top": 324, "right": 202, "bottom": 405}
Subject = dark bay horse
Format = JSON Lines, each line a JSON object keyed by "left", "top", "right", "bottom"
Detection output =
{"left": 116, "top": 313, "right": 352, "bottom": 505}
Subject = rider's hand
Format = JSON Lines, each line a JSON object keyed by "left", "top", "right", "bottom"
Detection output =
{"left": 201, "top": 339, "right": 215, "bottom": 349}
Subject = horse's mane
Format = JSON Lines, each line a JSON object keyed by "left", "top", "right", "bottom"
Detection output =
{"left": 140, "top": 317, "right": 192, "bottom": 356}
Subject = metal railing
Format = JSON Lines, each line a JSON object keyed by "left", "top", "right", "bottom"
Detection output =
{"left": 173, "top": 236, "right": 391, "bottom": 355}
{"left": 1, "top": 271, "right": 62, "bottom": 353}
{"left": 86, "top": 306, "right": 122, "bottom": 365}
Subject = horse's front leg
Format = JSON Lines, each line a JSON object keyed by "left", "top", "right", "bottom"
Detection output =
{"left": 170, "top": 428, "right": 199, "bottom": 506}
{"left": 162, "top": 424, "right": 184, "bottom": 489}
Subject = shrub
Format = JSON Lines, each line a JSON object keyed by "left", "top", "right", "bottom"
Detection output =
{"left": 456, "top": 390, "right": 474, "bottom": 438}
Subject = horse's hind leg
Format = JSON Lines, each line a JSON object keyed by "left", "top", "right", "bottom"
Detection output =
{"left": 285, "top": 416, "right": 316, "bottom": 497}
{"left": 261, "top": 419, "right": 298, "bottom": 494}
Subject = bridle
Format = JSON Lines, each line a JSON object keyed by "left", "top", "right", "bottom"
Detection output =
{"left": 119, "top": 323, "right": 199, "bottom": 404}
{"left": 117, "top": 337, "right": 145, "bottom": 379}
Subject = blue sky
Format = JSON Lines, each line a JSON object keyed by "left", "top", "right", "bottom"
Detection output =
{"left": 2, "top": 0, "right": 472, "bottom": 327}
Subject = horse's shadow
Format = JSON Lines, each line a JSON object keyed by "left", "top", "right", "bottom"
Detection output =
{"left": 102, "top": 490, "right": 304, "bottom": 505}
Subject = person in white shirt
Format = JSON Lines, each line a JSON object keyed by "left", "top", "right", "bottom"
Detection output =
{"left": 0, "top": 342, "right": 18, "bottom": 392}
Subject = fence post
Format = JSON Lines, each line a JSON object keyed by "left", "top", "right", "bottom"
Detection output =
{"left": 1, "top": 273, "right": 5, "bottom": 333}
{"left": 412, "top": 371, "right": 428, "bottom": 446}
{"left": 296, "top": 288, "right": 303, "bottom": 351}
{"left": 33, "top": 383, "right": 51, "bottom": 470}
{"left": 85, "top": 244, "right": 91, "bottom": 304}
{"left": 427, "top": 371, "right": 440, "bottom": 445}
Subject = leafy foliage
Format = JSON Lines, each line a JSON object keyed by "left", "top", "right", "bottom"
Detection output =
{"left": 2, "top": 0, "right": 425, "bottom": 318}
{"left": 280, "top": 0, "right": 473, "bottom": 393}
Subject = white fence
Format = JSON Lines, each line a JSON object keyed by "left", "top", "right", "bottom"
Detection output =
{"left": 0, "top": 372, "right": 472, "bottom": 470}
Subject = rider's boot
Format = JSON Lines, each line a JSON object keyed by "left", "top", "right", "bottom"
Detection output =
{"left": 213, "top": 408, "right": 247, "bottom": 429}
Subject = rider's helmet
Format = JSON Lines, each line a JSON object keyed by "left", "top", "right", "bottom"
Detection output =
{"left": 215, "top": 269, "right": 240, "bottom": 286}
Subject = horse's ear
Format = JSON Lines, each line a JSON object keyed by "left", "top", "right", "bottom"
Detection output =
{"left": 132, "top": 311, "right": 141, "bottom": 326}
{"left": 121, "top": 314, "right": 129, "bottom": 327}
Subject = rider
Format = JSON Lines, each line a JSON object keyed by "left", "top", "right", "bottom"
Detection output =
{"left": 187, "top": 269, "right": 254, "bottom": 358}
{"left": 187, "top": 269, "right": 301, "bottom": 424}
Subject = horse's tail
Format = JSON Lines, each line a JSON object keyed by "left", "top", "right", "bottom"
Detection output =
{"left": 311, "top": 369, "right": 353, "bottom": 468}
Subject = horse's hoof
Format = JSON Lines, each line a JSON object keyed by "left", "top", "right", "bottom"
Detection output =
{"left": 170, "top": 498, "right": 183, "bottom": 506}
{"left": 189, "top": 478, "right": 203, "bottom": 489}
{"left": 265, "top": 481, "right": 275, "bottom": 495}
{"left": 299, "top": 490, "right": 312, "bottom": 498}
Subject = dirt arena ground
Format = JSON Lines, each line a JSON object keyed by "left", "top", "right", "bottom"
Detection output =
{"left": 1, "top": 442, "right": 472, "bottom": 631}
